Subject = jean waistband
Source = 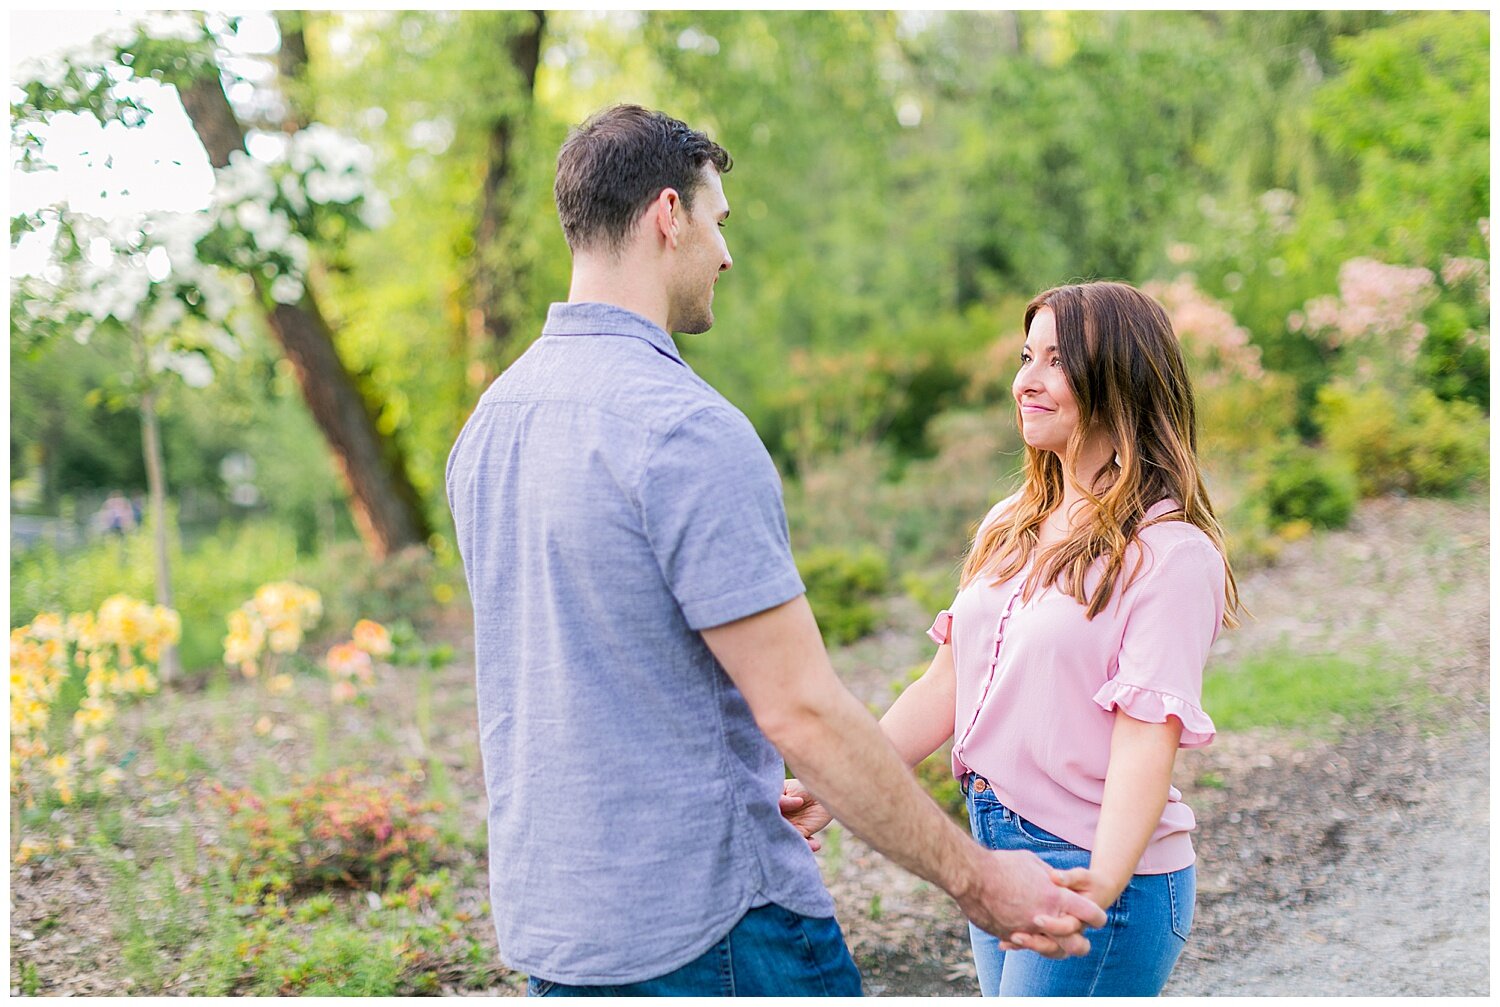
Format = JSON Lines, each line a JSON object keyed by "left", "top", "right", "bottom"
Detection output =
{"left": 958, "top": 771, "right": 995, "bottom": 796}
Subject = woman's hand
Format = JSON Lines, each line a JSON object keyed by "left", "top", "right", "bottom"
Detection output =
{"left": 779, "top": 778, "right": 834, "bottom": 851}
{"left": 995, "top": 866, "right": 1122, "bottom": 950}
{"left": 1047, "top": 865, "right": 1127, "bottom": 911}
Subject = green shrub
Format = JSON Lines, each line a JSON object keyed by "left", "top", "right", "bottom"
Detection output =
{"left": 1316, "top": 382, "right": 1488, "bottom": 497}
{"left": 1256, "top": 442, "right": 1358, "bottom": 530}
{"left": 1419, "top": 300, "right": 1489, "bottom": 408}
{"left": 901, "top": 570, "right": 956, "bottom": 620}
{"left": 915, "top": 747, "right": 965, "bottom": 824}
{"left": 797, "top": 547, "right": 890, "bottom": 646}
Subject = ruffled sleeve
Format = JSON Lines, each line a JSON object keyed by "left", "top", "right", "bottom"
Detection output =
{"left": 927, "top": 610, "right": 953, "bottom": 646}
{"left": 1096, "top": 537, "right": 1226, "bottom": 749}
{"left": 1092, "top": 680, "right": 1216, "bottom": 747}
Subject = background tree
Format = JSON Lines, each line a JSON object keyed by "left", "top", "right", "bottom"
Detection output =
{"left": 13, "top": 13, "right": 432, "bottom": 559}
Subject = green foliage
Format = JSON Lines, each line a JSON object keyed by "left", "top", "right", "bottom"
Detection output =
{"left": 1203, "top": 649, "right": 1424, "bottom": 735}
{"left": 902, "top": 571, "right": 956, "bottom": 621}
{"left": 1308, "top": 12, "right": 1489, "bottom": 266}
{"left": 17, "top": 961, "right": 42, "bottom": 996}
{"left": 1418, "top": 295, "right": 1490, "bottom": 410}
{"left": 1316, "top": 383, "right": 1488, "bottom": 497}
{"left": 915, "top": 747, "right": 965, "bottom": 824}
{"left": 798, "top": 547, "right": 890, "bottom": 646}
{"left": 1256, "top": 441, "right": 1358, "bottom": 530}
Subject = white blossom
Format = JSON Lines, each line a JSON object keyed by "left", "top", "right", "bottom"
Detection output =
{"left": 360, "top": 191, "right": 393, "bottom": 230}
{"left": 269, "top": 274, "right": 304, "bottom": 304}
{"left": 145, "top": 294, "right": 186, "bottom": 331}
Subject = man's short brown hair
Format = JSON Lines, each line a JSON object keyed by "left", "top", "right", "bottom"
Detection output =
{"left": 554, "top": 104, "right": 733, "bottom": 254}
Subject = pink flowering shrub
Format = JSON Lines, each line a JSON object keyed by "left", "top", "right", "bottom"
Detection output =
{"left": 1145, "top": 275, "right": 1265, "bottom": 388}
{"left": 1289, "top": 259, "right": 1438, "bottom": 382}
{"left": 1144, "top": 276, "right": 1293, "bottom": 461}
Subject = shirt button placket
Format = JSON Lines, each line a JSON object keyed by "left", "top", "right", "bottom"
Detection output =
{"left": 954, "top": 577, "right": 1028, "bottom": 768}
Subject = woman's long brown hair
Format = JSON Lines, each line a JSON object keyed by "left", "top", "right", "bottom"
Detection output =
{"left": 960, "top": 281, "right": 1242, "bottom": 627}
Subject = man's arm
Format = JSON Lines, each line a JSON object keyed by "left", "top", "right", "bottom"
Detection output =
{"left": 701, "top": 595, "right": 1106, "bottom": 956}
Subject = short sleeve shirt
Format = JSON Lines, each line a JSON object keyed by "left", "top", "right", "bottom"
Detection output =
{"left": 930, "top": 497, "right": 1224, "bottom": 874}
{"left": 445, "top": 303, "right": 833, "bottom": 985}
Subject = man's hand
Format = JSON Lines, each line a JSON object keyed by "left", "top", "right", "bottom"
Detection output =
{"left": 957, "top": 849, "right": 1108, "bottom": 959}
{"left": 779, "top": 778, "right": 833, "bottom": 851}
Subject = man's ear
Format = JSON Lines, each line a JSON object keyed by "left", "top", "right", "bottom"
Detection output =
{"left": 651, "top": 187, "right": 682, "bottom": 248}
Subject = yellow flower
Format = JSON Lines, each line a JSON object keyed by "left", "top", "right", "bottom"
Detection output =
{"left": 12, "top": 699, "right": 49, "bottom": 736}
{"left": 253, "top": 716, "right": 274, "bottom": 736}
{"left": 122, "top": 665, "right": 158, "bottom": 695}
{"left": 352, "top": 619, "right": 394, "bottom": 658}
{"left": 72, "top": 697, "right": 116, "bottom": 736}
{"left": 67, "top": 612, "right": 101, "bottom": 651}
{"left": 56, "top": 778, "right": 74, "bottom": 805}
{"left": 82, "top": 734, "right": 109, "bottom": 763}
{"left": 28, "top": 612, "right": 65, "bottom": 641}
{"left": 266, "top": 673, "right": 295, "bottom": 696}
{"left": 15, "top": 840, "right": 49, "bottom": 864}
{"left": 224, "top": 608, "right": 266, "bottom": 668}
{"left": 266, "top": 622, "right": 303, "bottom": 655}
{"left": 43, "top": 754, "right": 72, "bottom": 778}
{"left": 97, "top": 595, "right": 151, "bottom": 648}
{"left": 98, "top": 766, "right": 126, "bottom": 792}
{"left": 150, "top": 606, "right": 182, "bottom": 646}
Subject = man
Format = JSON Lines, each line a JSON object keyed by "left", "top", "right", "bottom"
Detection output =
{"left": 446, "top": 104, "right": 1104, "bottom": 996}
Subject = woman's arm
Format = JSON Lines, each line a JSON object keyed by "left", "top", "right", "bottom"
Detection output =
{"left": 782, "top": 644, "right": 957, "bottom": 841}
{"left": 1050, "top": 711, "right": 1183, "bottom": 911}
{"left": 881, "top": 642, "right": 958, "bottom": 768}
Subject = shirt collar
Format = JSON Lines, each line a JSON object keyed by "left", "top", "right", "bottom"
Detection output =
{"left": 1144, "top": 498, "right": 1183, "bottom": 521}
{"left": 541, "top": 302, "right": 684, "bottom": 365}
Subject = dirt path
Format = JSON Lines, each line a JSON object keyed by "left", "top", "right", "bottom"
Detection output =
{"left": 820, "top": 495, "right": 1489, "bottom": 996}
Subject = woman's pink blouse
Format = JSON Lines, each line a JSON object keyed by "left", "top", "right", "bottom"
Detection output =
{"left": 928, "top": 497, "right": 1225, "bottom": 874}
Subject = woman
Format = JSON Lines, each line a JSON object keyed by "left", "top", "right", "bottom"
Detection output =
{"left": 785, "top": 280, "right": 1241, "bottom": 996}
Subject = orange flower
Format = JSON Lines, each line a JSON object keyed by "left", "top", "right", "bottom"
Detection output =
{"left": 326, "top": 643, "right": 372, "bottom": 682}
{"left": 351, "top": 619, "right": 393, "bottom": 658}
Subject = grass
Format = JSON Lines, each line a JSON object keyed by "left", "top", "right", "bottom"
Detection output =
{"left": 1202, "top": 648, "right": 1431, "bottom": 736}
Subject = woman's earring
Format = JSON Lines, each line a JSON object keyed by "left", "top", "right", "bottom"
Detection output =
{"left": 1114, "top": 451, "right": 1122, "bottom": 467}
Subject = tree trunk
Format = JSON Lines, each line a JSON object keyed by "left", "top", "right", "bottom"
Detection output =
{"left": 467, "top": 10, "right": 546, "bottom": 385}
{"left": 131, "top": 328, "right": 180, "bottom": 684}
{"left": 178, "top": 72, "right": 432, "bottom": 560}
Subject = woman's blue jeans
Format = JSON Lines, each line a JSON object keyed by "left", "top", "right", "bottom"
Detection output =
{"left": 965, "top": 778, "right": 1194, "bottom": 996}
{"left": 525, "top": 902, "right": 862, "bottom": 996}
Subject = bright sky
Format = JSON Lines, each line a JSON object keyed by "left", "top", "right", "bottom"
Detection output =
{"left": 8, "top": 11, "right": 281, "bottom": 275}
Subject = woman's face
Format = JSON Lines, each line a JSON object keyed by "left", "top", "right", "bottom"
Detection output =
{"left": 1013, "top": 306, "right": 1081, "bottom": 456}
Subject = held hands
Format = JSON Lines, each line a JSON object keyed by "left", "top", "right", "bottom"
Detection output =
{"left": 778, "top": 778, "right": 833, "bottom": 852}
{"left": 997, "top": 866, "right": 1122, "bottom": 953}
{"left": 960, "top": 849, "right": 1108, "bottom": 960}
{"left": 776, "top": 785, "right": 1106, "bottom": 960}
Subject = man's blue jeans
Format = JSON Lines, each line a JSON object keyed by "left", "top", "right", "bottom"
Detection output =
{"left": 965, "top": 779, "right": 1194, "bottom": 996}
{"left": 525, "top": 903, "right": 863, "bottom": 996}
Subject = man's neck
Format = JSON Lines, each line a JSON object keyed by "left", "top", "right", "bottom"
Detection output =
{"left": 567, "top": 259, "right": 670, "bottom": 332}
